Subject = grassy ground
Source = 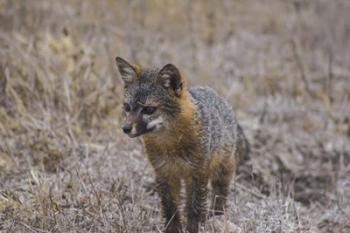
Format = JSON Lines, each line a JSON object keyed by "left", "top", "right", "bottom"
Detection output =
{"left": 0, "top": 0, "right": 350, "bottom": 232}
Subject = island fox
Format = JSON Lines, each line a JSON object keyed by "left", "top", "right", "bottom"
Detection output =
{"left": 116, "top": 57, "right": 249, "bottom": 233}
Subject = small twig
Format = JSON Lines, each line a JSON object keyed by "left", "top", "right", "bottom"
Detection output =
{"left": 235, "top": 183, "right": 265, "bottom": 199}
{"left": 155, "top": 225, "right": 163, "bottom": 233}
{"left": 17, "top": 221, "right": 50, "bottom": 233}
{"left": 164, "top": 208, "right": 181, "bottom": 231}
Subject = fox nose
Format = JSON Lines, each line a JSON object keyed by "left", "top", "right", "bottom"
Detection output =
{"left": 122, "top": 125, "right": 132, "bottom": 134}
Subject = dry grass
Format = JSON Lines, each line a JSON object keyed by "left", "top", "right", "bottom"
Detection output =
{"left": 0, "top": 0, "right": 350, "bottom": 232}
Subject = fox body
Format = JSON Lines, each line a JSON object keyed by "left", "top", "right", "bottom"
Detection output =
{"left": 116, "top": 57, "right": 249, "bottom": 233}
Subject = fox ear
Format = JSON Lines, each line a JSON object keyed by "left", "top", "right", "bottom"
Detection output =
{"left": 158, "top": 64, "right": 183, "bottom": 97}
{"left": 115, "top": 57, "right": 137, "bottom": 84}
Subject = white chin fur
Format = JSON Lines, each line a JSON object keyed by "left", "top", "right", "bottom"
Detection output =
{"left": 131, "top": 124, "right": 137, "bottom": 135}
{"left": 147, "top": 116, "right": 164, "bottom": 130}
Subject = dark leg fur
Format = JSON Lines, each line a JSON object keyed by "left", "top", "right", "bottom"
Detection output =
{"left": 156, "top": 176, "right": 183, "bottom": 233}
{"left": 210, "top": 162, "right": 235, "bottom": 216}
{"left": 185, "top": 173, "right": 209, "bottom": 233}
{"left": 209, "top": 125, "right": 249, "bottom": 216}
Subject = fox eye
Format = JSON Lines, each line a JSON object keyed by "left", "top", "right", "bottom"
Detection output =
{"left": 123, "top": 103, "right": 131, "bottom": 112}
{"left": 142, "top": 106, "right": 157, "bottom": 115}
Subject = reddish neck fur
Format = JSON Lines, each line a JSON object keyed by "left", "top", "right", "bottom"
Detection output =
{"left": 143, "top": 87, "right": 199, "bottom": 148}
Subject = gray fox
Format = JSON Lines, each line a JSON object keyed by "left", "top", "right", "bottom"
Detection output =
{"left": 115, "top": 57, "right": 249, "bottom": 233}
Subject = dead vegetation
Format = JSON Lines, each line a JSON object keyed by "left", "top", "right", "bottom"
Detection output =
{"left": 0, "top": 0, "right": 349, "bottom": 232}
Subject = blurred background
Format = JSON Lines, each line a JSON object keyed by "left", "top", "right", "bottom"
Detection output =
{"left": 0, "top": 0, "right": 349, "bottom": 232}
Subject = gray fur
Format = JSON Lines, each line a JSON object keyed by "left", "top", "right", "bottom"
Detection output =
{"left": 189, "top": 86, "right": 247, "bottom": 161}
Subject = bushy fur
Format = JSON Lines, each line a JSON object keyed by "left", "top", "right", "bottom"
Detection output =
{"left": 116, "top": 57, "right": 249, "bottom": 233}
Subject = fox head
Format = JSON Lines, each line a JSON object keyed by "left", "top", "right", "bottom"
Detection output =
{"left": 115, "top": 57, "right": 185, "bottom": 138}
